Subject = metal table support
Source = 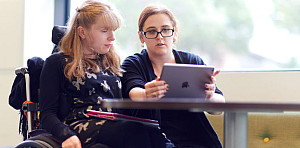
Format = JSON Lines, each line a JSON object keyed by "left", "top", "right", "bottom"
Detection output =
{"left": 224, "top": 111, "right": 248, "bottom": 148}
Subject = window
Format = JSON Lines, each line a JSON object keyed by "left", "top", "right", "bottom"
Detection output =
{"left": 69, "top": 0, "right": 300, "bottom": 70}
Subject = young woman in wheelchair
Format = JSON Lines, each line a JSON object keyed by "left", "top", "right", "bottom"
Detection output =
{"left": 39, "top": 0, "right": 167, "bottom": 148}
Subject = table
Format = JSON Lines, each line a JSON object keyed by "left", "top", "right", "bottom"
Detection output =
{"left": 101, "top": 99, "right": 300, "bottom": 148}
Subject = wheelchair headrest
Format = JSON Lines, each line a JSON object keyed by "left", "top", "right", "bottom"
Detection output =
{"left": 52, "top": 25, "right": 67, "bottom": 45}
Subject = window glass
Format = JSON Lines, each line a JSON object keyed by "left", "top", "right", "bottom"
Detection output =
{"left": 70, "top": 0, "right": 300, "bottom": 70}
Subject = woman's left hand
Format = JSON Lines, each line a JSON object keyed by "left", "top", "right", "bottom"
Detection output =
{"left": 205, "top": 69, "right": 225, "bottom": 115}
{"left": 205, "top": 70, "right": 220, "bottom": 100}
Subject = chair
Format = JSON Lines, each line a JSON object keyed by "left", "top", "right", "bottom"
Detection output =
{"left": 51, "top": 25, "right": 67, "bottom": 54}
{"left": 10, "top": 62, "right": 61, "bottom": 147}
{"left": 9, "top": 58, "right": 44, "bottom": 140}
{"left": 9, "top": 26, "right": 66, "bottom": 148}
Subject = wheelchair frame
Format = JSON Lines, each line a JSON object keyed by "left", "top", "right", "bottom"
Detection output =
{"left": 15, "top": 67, "right": 37, "bottom": 134}
{"left": 12, "top": 25, "right": 67, "bottom": 148}
{"left": 14, "top": 67, "right": 60, "bottom": 148}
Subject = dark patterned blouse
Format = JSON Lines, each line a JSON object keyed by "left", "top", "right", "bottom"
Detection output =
{"left": 39, "top": 52, "right": 122, "bottom": 142}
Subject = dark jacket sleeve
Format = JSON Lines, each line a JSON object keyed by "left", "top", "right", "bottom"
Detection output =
{"left": 121, "top": 50, "right": 157, "bottom": 99}
{"left": 39, "top": 53, "right": 76, "bottom": 142}
{"left": 121, "top": 57, "right": 144, "bottom": 98}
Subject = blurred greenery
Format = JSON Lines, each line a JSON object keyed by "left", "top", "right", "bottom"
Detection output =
{"left": 70, "top": 0, "right": 300, "bottom": 69}
{"left": 271, "top": 0, "right": 300, "bottom": 68}
{"left": 111, "top": 0, "right": 253, "bottom": 66}
{"left": 272, "top": 0, "right": 300, "bottom": 35}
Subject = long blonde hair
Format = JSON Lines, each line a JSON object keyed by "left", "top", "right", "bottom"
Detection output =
{"left": 59, "top": 0, "right": 123, "bottom": 81}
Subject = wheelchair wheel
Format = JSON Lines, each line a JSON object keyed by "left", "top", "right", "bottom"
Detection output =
{"left": 15, "top": 139, "right": 48, "bottom": 148}
{"left": 15, "top": 135, "right": 60, "bottom": 148}
{"left": 28, "top": 135, "right": 60, "bottom": 148}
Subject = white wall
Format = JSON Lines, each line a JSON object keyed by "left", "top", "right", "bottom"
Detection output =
{"left": 23, "top": 0, "right": 54, "bottom": 63}
{"left": 0, "top": 0, "right": 24, "bottom": 147}
{"left": 0, "top": 0, "right": 54, "bottom": 147}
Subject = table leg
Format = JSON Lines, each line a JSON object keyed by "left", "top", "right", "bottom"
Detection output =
{"left": 224, "top": 111, "right": 248, "bottom": 148}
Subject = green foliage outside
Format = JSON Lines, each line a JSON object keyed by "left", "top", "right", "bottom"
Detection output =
{"left": 107, "top": 0, "right": 300, "bottom": 69}
{"left": 272, "top": 0, "right": 300, "bottom": 35}
{"left": 111, "top": 0, "right": 253, "bottom": 66}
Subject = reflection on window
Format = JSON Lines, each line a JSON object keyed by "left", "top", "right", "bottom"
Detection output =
{"left": 70, "top": 0, "right": 300, "bottom": 70}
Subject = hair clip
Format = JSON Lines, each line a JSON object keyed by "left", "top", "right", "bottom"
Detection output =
{"left": 76, "top": 7, "right": 81, "bottom": 12}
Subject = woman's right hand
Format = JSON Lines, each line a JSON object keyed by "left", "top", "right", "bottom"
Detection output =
{"left": 144, "top": 77, "right": 168, "bottom": 99}
{"left": 62, "top": 135, "right": 82, "bottom": 148}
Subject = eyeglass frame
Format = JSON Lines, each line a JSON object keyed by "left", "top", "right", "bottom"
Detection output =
{"left": 141, "top": 28, "right": 175, "bottom": 39}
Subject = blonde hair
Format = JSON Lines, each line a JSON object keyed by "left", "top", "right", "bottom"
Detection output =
{"left": 59, "top": 0, "right": 123, "bottom": 81}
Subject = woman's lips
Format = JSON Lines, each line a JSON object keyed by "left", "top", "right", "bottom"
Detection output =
{"left": 156, "top": 43, "right": 165, "bottom": 46}
{"left": 104, "top": 44, "right": 112, "bottom": 47}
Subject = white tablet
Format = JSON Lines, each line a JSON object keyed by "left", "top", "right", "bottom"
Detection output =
{"left": 160, "top": 63, "right": 214, "bottom": 99}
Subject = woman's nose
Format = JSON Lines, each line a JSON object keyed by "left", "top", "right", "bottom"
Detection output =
{"left": 156, "top": 32, "right": 163, "bottom": 39}
{"left": 108, "top": 31, "right": 115, "bottom": 41}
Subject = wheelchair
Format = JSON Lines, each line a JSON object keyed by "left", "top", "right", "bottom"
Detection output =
{"left": 10, "top": 26, "right": 64, "bottom": 148}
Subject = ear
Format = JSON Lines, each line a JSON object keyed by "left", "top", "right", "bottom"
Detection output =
{"left": 138, "top": 31, "right": 145, "bottom": 44}
{"left": 173, "top": 29, "right": 178, "bottom": 43}
{"left": 77, "top": 26, "right": 86, "bottom": 39}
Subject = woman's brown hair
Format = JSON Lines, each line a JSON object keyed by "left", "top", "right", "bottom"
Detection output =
{"left": 138, "top": 3, "right": 179, "bottom": 43}
{"left": 138, "top": 4, "right": 178, "bottom": 32}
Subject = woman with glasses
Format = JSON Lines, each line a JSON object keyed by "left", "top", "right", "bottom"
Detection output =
{"left": 121, "top": 3, "right": 225, "bottom": 148}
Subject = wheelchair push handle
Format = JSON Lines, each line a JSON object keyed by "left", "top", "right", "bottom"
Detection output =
{"left": 15, "top": 67, "right": 29, "bottom": 75}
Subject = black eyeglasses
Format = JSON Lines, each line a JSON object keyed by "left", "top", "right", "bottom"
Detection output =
{"left": 142, "top": 28, "right": 175, "bottom": 39}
